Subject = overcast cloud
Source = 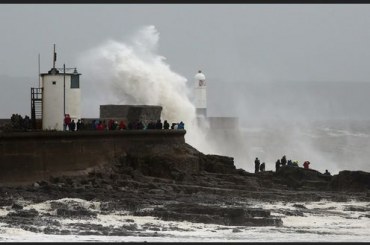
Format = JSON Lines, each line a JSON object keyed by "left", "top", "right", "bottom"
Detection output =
{"left": 1, "top": 4, "right": 370, "bottom": 120}
{"left": 1, "top": 4, "right": 370, "bottom": 173}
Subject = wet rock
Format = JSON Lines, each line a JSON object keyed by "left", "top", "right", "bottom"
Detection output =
{"left": 292, "top": 204, "right": 308, "bottom": 209}
{"left": 43, "top": 227, "right": 61, "bottom": 235}
{"left": 56, "top": 208, "right": 97, "bottom": 218}
{"left": 199, "top": 154, "right": 236, "bottom": 174}
{"left": 280, "top": 209, "right": 305, "bottom": 217}
{"left": 134, "top": 203, "right": 281, "bottom": 227}
{"left": 121, "top": 223, "right": 138, "bottom": 231}
{"left": 61, "top": 230, "right": 71, "bottom": 235}
{"left": 0, "top": 197, "right": 13, "bottom": 207}
{"left": 330, "top": 170, "right": 370, "bottom": 192}
{"left": 11, "top": 203, "right": 23, "bottom": 210}
{"left": 7, "top": 208, "right": 39, "bottom": 218}
{"left": 232, "top": 228, "right": 242, "bottom": 232}
{"left": 343, "top": 205, "right": 370, "bottom": 212}
{"left": 242, "top": 217, "right": 283, "bottom": 227}
{"left": 21, "top": 225, "right": 41, "bottom": 233}
{"left": 78, "top": 230, "right": 102, "bottom": 235}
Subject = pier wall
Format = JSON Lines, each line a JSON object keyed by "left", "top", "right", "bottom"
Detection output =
{"left": 0, "top": 130, "right": 185, "bottom": 185}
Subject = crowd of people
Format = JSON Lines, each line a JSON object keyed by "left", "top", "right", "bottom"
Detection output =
{"left": 254, "top": 155, "right": 331, "bottom": 176}
{"left": 63, "top": 114, "right": 185, "bottom": 132}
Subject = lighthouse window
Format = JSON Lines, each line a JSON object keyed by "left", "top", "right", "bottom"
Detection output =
{"left": 52, "top": 81, "right": 56, "bottom": 85}
{"left": 71, "top": 75, "right": 80, "bottom": 89}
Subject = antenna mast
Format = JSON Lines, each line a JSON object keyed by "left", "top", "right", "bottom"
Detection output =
{"left": 53, "top": 44, "right": 56, "bottom": 68}
{"left": 38, "top": 53, "right": 41, "bottom": 88}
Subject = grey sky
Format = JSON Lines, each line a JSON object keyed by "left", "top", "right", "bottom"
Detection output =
{"left": 1, "top": 4, "right": 370, "bottom": 119}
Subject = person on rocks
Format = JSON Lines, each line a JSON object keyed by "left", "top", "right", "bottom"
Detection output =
{"left": 281, "top": 155, "right": 287, "bottom": 166}
{"left": 287, "top": 160, "right": 292, "bottom": 166}
{"left": 93, "top": 119, "right": 99, "bottom": 130}
{"left": 147, "top": 121, "right": 156, "bottom": 129}
{"left": 23, "top": 115, "right": 31, "bottom": 131}
{"left": 171, "top": 123, "right": 178, "bottom": 129}
{"left": 155, "top": 119, "right": 163, "bottom": 129}
{"left": 324, "top": 169, "right": 331, "bottom": 176}
{"left": 178, "top": 121, "right": 185, "bottom": 129}
{"left": 69, "top": 120, "right": 76, "bottom": 131}
{"left": 76, "top": 119, "right": 82, "bottom": 131}
{"left": 303, "top": 161, "right": 310, "bottom": 169}
{"left": 292, "top": 160, "right": 299, "bottom": 167}
{"left": 81, "top": 119, "right": 86, "bottom": 130}
{"left": 137, "top": 120, "right": 144, "bottom": 130}
{"left": 163, "top": 120, "right": 170, "bottom": 129}
{"left": 260, "top": 162, "right": 266, "bottom": 172}
{"left": 275, "top": 159, "right": 281, "bottom": 172}
{"left": 254, "top": 157, "right": 260, "bottom": 173}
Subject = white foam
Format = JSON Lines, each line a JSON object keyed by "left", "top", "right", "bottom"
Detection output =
{"left": 1, "top": 198, "right": 370, "bottom": 242}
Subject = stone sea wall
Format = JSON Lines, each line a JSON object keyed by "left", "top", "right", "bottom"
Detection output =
{"left": 0, "top": 130, "right": 185, "bottom": 185}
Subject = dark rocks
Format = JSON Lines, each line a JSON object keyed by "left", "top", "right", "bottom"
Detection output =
{"left": 330, "top": 170, "right": 370, "bottom": 192}
{"left": 56, "top": 208, "right": 97, "bottom": 218}
{"left": 199, "top": 154, "right": 236, "bottom": 174}
{"left": 134, "top": 203, "right": 282, "bottom": 227}
{"left": 343, "top": 205, "right": 370, "bottom": 212}
{"left": 279, "top": 209, "right": 305, "bottom": 217}
{"left": 274, "top": 166, "right": 330, "bottom": 190}
{"left": 292, "top": 204, "right": 308, "bottom": 209}
{"left": 44, "top": 227, "right": 62, "bottom": 235}
{"left": 0, "top": 197, "right": 13, "bottom": 207}
{"left": 0, "top": 140, "right": 370, "bottom": 234}
{"left": 2, "top": 208, "right": 40, "bottom": 227}
{"left": 11, "top": 203, "right": 23, "bottom": 210}
{"left": 7, "top": 208, "right": 39, "bottom": 218}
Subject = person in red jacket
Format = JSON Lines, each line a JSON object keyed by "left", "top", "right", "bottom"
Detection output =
{"left": 303, "top": 161, "right": 310, "bottom": 169}
{"left": 119, "top": 120, "right": 126, "bottom": 130}
{"left": 97, "top": 121, "right": 105, "bottom": 131}
{"left": 64, "top": 114, "right": 71, "bottom": 131}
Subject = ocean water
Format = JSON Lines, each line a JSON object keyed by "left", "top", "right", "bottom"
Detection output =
{"left": 0, "top": 198, "right": 369, "bottom": 242}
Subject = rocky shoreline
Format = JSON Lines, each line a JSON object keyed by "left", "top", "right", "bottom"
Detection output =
{"left": 0, "top": 142, "right": 369, "bottom": 237}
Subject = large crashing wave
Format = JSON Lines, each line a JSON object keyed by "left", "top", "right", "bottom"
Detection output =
{"left": 77, "top": 25, "right": 214, "bottom": 153}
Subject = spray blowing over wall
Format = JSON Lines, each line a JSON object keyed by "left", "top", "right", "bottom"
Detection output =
{"left": 76, "top": 25, "right": 215, "bottom": 154}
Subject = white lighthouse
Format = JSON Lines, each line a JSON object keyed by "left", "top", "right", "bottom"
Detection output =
{"left": 39, "top": 45, "right": 81, "bottom": 131}
{"left": 194, "top": 70, "right": 207, "bottom": 117}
